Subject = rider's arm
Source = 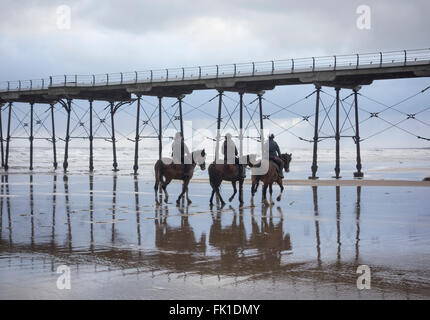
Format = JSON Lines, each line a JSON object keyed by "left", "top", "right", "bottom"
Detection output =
{"left": 276, "top": 142, "right": 281, "bottom": 157}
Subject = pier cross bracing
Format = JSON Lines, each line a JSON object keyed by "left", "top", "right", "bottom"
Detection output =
{"left": 0, "top": 48, "right": 430, "bottom": 178}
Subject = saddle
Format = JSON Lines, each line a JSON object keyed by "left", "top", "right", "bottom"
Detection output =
{"left": 223, "top": 157, "right": 245, "bottom": 179}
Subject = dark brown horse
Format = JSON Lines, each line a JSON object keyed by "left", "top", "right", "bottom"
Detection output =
{"left": 154, "top": 149, "right": 206, "bottom": 205}
{"left": 208, "top": 154, "right": 256, "bottom": 206}
{"left": 250, "top": 153, "right": 292, "bottom": 206}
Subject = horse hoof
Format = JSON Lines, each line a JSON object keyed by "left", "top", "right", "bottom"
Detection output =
{"left": 276, "top": 196, "right": 281, "bottom": 202}
{"left": 164, "top": 198, "right": 168, "bottom": 203}
{"left": 187, "top": 200, "right": 192, "bottom": 204}
{"left": 228, "top": 197, "right": 233, "bottom": 202}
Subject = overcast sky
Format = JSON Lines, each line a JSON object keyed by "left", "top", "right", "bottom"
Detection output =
{"left": 1, "top": 0, "right": 429, "bottom": 149}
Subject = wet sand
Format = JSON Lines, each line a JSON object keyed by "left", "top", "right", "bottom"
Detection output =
{"left": 0, "top": 173, "right": 430, "bottom": 299}
{"left": 193, "top": 178, "right": 430, "bottom": 187}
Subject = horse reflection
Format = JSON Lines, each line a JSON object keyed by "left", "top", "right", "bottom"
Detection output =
{"left": 208, "top": 204, "right": 291, "bottom": 274}
{"left": 154, "top": 204, "right": 206, "bottom": 271}
{"left": 209, "top": 206, "right": 247, "bottom": 265}
{"left": 249, "top": 206, "right": 292, "bottom": 261}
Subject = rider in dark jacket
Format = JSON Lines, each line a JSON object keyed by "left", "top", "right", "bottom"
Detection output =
{"left": 264, "top": 133, "right": 284, "bottom": 178}
{"left": 172, "top": 132, "right": 191, "bottom": 177}
{"left": 222, "top": 133, "right": 245, "bottom": 178}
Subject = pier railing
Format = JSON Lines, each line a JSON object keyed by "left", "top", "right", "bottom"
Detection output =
{"left": 1, "top": 48, "right": 430, "bottom": 93}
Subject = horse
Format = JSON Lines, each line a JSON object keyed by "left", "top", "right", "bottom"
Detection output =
{"left": 154, "top": 149, "right": 206, "bottom": 205}
{"left": 208, "top": 154, "right": 256, "bottom": 206}
{"left": 250, "top": 153, "right": 292, "bottom": 206}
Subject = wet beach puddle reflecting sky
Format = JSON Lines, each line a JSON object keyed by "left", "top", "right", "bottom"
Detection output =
{"left": 0, "top": 173, "right": 429, "bottom": 299}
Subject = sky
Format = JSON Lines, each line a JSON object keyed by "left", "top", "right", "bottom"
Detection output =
{"left": 0, "top": 0, "right": 429, "bottom": 151}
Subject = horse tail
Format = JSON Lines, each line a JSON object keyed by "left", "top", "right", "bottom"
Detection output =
{"left": 154, "top": 160, "right": 163, "bottom": 190}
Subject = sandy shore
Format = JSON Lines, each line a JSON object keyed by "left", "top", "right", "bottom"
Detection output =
{"left": 2, "top": 171, "right": 430, "bottom": 187}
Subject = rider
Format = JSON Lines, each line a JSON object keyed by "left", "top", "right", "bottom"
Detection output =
{"left": 172, "top": 132, "right": 191, "bottom": 177}
{"left": 222, "top": 133, "right": 245, "bottom": 178}
{"left": 264, "top": 133, "right": 284, "bottom": 178}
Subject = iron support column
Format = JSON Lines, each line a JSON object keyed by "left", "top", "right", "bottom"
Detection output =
{"left": 310, "top": 85, "right": 321, "bottom": 179}
{"left": 239, "top": 92, "right": 244, "bottom": 157}
{"left": 50, "top": 103, "right": 58, "bottom": 170}
{"left": 215, "top": 91, "right": 223, "bottom": 162}
{"left": 258, "top": 92, "right": 264, "bottom": 157}
{"left": 5, "top": 102, "right": 12, "bottom": 170}
{"left": 353, "top": 89, "right": 363, "bottom": 178}
{"left": 89, "top": 99, "right": 94, "bottom": 172}
{"left": 334, "top": 88, "right": 341, "bottom": 179}
{"left": 29, "top": 102, "right": 34, "bottom": 170}
{"left": 239, "top": 91, "right": 244, "bottom": 203}
{"left": 110, "top": 101, "right": 118, "bottom": 171}
{"left": 158, "top": 97, "right": 163, "bottom": 162}
{"left": 63, "top": 99, "right": 71, "bottom": 172}
{"left": 0, "top": 104, "right": 4, "bottom": 168}
{"left": 133, "top": 96, "right": 141, "bottom": 174}
{"left": 178, "top": 95, "right": 184, "bottom": 138}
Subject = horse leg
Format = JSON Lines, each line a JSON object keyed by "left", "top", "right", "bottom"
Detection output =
{"left": 162, "top": 178, "right": 172, "bottom": 203}
{"left": 210, "top": 178, "right": 220, "bottom": 205}
{"left": 250, "top": 180, "right": 257, "bottom": 207}
{"left": 154, "top": 181, "right": 159, "bottom": 205}
{"left": 229, "top": 181, "right": 237, "bottom": 202}
{"left": 269, "top": 184, "right": 274, "bottom": 205}
{"left": 276, "top": 178, "right": 284, "bottom": 202}
{"left": 216, "top": 185, "right": 226, "bottom": 206}
{"left": 210, "top": 188, "right": 216, "bottom": 206}
{"left": 250, "top": 183, "right": 255, "bottom": 207}
{"left": 262, "top": 183, "right": 269, "bottom": 206}
{"left": 154, "top": 165, "right": 160, "bottom": 205}
{"left": 238, "top": 179, "right": 244, "bottom": 205}
{"left": 185, "top": 180, "right": 192, "bottom": 204}
{"left": 253, "top": 181, "right": 260, "bottom": 193}
{"left": 176, "top": 180, "right": 187, "bottom": 205}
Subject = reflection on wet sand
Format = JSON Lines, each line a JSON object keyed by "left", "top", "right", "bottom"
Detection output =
{"left": 155, "top": 204, "right": 207, "bottom": 272}
{"left": 0, "top": 174, "right": 428, "bottom": 299}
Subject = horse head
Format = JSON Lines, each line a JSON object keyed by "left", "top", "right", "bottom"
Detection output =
{"left": 192, "top": 149, "right": 206, "bottom": 170}
{"left": 280, "top": 153, "right": 292, "bottom": 172}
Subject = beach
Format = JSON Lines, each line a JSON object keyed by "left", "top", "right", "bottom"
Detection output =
{"left": 0, "top": 171, "right": 429, "bottom": 299}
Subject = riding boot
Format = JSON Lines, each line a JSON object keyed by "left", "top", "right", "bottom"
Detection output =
{"left": 273, "top": 158, "right": 284, "bottom": 178}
